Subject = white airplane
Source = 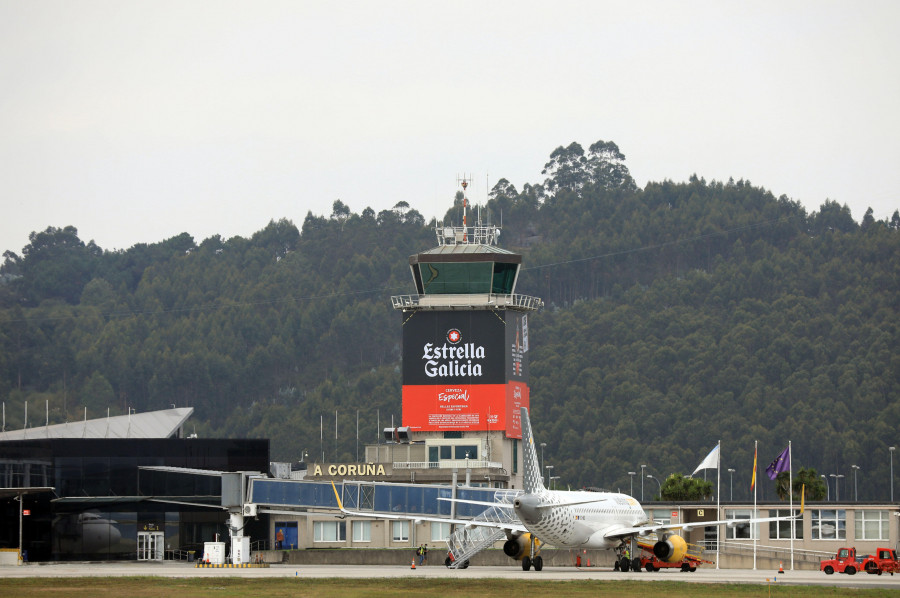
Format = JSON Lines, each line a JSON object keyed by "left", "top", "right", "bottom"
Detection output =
{"left": 333, "top": 406, "right": 803, "bottom": 571}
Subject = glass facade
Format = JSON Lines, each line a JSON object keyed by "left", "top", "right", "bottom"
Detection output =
{"left": 391, "top": 520, "right": 409, "bottom": 542}
{"left": 725, "top": 509, "right": 753, "bottom": 539}
{"left": 811, "top": 509, "right": 846, "bottom": 540}
{"left": 352, "top": 520, "right": 371, "bottom": 542}
{"left": 855, "top": 510, "right": 889, "bottom": 541}
{"left": 0, "top": 438, "right": 269, "bottom": 561}
{"left": 491, "top": 262, "right": 518, "bottom": 294}
{"left": 314, "top": 521, "right": 346, "bottom": 542}
{"left": 418, "top": 262, "right": 493, "bottom": 294}
{"left": 769, "top": 509, "right": 803, "bottom": 540}
{"left": 416, "top": 260, "right": 519, "bottom": 295}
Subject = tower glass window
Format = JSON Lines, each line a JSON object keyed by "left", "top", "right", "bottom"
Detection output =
{"left": 418, "top": 262, "right": 493, "bottom": 294}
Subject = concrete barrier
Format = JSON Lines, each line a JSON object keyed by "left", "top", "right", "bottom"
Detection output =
{"left": 0, "top": 548, "right": 21, "bottom": 566}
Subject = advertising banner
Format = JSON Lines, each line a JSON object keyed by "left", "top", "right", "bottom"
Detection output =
{"left": 402, "top": 311, "right": 529, "bottom": 438}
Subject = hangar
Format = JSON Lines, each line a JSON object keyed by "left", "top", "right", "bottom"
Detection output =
{"left": 0, "top": 407, "right": 268, "bottom": 562}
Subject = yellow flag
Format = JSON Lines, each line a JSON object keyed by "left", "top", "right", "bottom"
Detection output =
{"left": 751, "top": 445, "right": 757, "bottom": 490}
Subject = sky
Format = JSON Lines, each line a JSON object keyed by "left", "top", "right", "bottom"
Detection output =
{"left": 1, "top": 1, "right": 898, "bottom": 254}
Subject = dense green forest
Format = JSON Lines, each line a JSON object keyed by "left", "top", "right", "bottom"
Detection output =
{"left": 2, "top": 140, "right": 898, "bottom": 503}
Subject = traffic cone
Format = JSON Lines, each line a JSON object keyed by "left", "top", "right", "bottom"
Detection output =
{"left": 411, "top": 560, "right": 416, "bottom": 569}
{"left": 778, "top": 561, "right": 784, "bottom": 574}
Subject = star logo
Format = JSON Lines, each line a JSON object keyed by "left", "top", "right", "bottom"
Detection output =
{"left": 447, "top": 329, "right": 461, "bottom": 344}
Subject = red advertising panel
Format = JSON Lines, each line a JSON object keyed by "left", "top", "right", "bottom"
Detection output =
{"left": 402, "top": 311, "right": 529, "bottom": 438}
{"left": 402, "top": 384, "right": 508, "bottom": 431}
{"left": 505, "top": 380, "right": 529, "bottom": 438}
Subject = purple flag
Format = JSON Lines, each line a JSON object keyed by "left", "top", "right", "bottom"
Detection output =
{"left": 765, "top": 446, "right": 790, "bottom": 480}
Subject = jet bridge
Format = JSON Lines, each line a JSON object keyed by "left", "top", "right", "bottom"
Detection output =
{"left": 246, "top": 478, "right": 521, "bottom": 556}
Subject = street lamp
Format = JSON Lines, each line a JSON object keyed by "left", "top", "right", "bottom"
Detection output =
{"left": 540, "top": 442, "right": 547, "bottom": 484}
{"left": 821, "top": 475, "right": 829, "bottom": 501}
{"left": 550, "top": 475, "right": 560, "bottom": 490}
{"left": 647, "top": 475, "right": 662, "bottom": 500}
{"left": 727, "top": 468, "right": 735, "bottom": 501}
{"left": 830, "top": 474, "right": 844, "bottom": 502}
{"left": 545, "top": 465, "right": 553, "bottom": 488}
{"left": 628, "top": 471, "right": 637, "bottom": 497}
{"left": 891, "top": 447, "right": 896, "bottom": 503}
{"left": 640, "top": 464, "right": 647, "bottom": 501}
{"left": 851, "top": 465, "right": 860, "bottom": 502}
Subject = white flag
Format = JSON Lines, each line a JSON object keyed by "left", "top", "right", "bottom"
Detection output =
{"left": 692, "top": 444, "right": 720, "bottom": 475}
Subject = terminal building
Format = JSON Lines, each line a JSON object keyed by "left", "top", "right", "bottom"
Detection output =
{"left": 0, "top": 408, "right": 268, "bottom": 562}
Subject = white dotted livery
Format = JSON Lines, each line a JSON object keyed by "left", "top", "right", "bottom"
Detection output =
{"left": 514, "top": 407, "right": 647, "bottom": 550}
{"left": 330, "top": 406, "right": 804, "bottom": 573}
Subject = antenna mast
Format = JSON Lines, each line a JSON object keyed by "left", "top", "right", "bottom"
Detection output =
{"left": 434, "top": 174, "right": 500, "bottom": 247}
{"left": 457, "top": 174, "right": 470, "bottom": 241}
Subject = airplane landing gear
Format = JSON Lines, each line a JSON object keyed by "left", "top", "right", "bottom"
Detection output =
{"left": 521, "top": 534, "right": 543, "bottom": 570}
{"left": 521, "top": 554, "right": 544, "bottom": 571}
{"left": 614, "top": 543, "right": 635, "bottom": 572}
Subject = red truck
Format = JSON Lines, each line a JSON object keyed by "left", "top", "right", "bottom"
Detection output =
{"left": 821, "top": 547, "right": 899, "bottom": 575}
{"left": 860, "top": 548, "right": 899, "bottom": 575}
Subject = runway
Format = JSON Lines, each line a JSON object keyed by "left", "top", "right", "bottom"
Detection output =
{"left": 2, "top": 562, "right": 898, "bottom": 590}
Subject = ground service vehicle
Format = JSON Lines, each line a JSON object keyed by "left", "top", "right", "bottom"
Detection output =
{"left": 821, "top": 547, "right": 899, "bottom": 575}
{"left": 635, "top": 540, "right": 713, "bottom": 572}
{"left": 860, "top": 548, "right": 899, "bottom": 575}
{"left": 821, "top": 547, "right": 863, "bottom": 575}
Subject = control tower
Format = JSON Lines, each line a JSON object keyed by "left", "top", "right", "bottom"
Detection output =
{"left": 391, "top": 180, "right": 542, "bottom": 485}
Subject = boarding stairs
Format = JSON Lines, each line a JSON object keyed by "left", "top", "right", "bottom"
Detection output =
{"left": 446, "top": 490, "right": 522, "bottom": 568}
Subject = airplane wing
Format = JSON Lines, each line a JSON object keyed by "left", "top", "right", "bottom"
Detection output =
{"left": 439, "top": 494, "right": 608, "bottom": 511}
{"left": 603, "top": 488, "right": 805, "bottom": 541}
{"left": 331, "top": 482, "right": 527, "bottom": 533}
{"left": 437, "top": 497, "right": 515, "bottom": 509}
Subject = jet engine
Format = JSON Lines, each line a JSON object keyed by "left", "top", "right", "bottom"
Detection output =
{"left": 503, "top": 533, "right": 542, "bottom": 561}
{"left": 652, "top": 533, "right": 687, "bottom": 563}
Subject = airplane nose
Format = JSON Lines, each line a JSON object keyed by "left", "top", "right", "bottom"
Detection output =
{"left": 513, "top": 494, "right": 542, "bottom": 524}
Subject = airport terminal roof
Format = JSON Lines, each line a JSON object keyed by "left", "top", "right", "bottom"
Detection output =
{"left": 0, "top": 407, "right": 193, "bottom": 441}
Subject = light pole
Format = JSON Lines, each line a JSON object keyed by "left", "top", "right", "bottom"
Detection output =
{"left": 830, "top": 474, "right": 844, "bottom": 502}
{"left": 727, "top": 468, "right": 735, "bottom": 501}
{"left": 851, "top": 465, "right": 860, "bottom": 502}
{"left": 888, "top": 446, "right": 897, "bottom": 502}
{"left": 647, "top": 475, "right": 662, "bottom": 500}
{"left": 628, "top": 471, "right": 637, "bottom": 497}
{"left": 821, "top": 475, "right": 829, "bottom": 501}
{"left": 545, "top": 465, "right": 553, "bottom": 488}
{"left": 550, "top": 475, "right": 560, "bottom": 490}
{"left": 540, "top": 442, "right": 547, "bottom": 484}
{"left": 640, "top": 464, "right": 647, "bottom": 501}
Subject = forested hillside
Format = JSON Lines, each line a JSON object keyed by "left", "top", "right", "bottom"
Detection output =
{"left": 2, "top": 140, "right": 898, "bottom": 502}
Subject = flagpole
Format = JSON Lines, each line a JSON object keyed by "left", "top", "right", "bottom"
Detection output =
{"left": 789, "top": 440, "right": 794, "bottom": 571}
{"left": 716, "top": 439, "right": 721, "bottom": 570}
{"left": 753, "top": 440, "right": 757, "bottom": 571}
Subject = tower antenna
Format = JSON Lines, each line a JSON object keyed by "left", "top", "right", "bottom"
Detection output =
{"left": 457, "top": 174, "right": 471, "bottom": 241}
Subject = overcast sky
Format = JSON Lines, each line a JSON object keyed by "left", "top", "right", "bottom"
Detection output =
{"left": 2, "top": 1, "right": 898, "bottom": 253}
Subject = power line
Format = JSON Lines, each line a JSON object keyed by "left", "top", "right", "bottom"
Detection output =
{"left": 0, "top": 214, "right": 798, "bottom": 326}
{"left": 521, "top": 214, "right": 797, "bottom": 272}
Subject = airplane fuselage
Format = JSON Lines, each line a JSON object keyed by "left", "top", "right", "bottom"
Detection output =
{"left": 514, "top": 489, "right": 647, "bottom": 549}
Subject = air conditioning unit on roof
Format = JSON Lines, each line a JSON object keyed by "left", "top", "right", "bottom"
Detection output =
{"left": 243, "top": 504, "right": 257, "bottom": 517}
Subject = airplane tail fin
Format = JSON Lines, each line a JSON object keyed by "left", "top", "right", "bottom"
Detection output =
{"left": 520, "top": 407, "right": 546, "bottom": 494}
